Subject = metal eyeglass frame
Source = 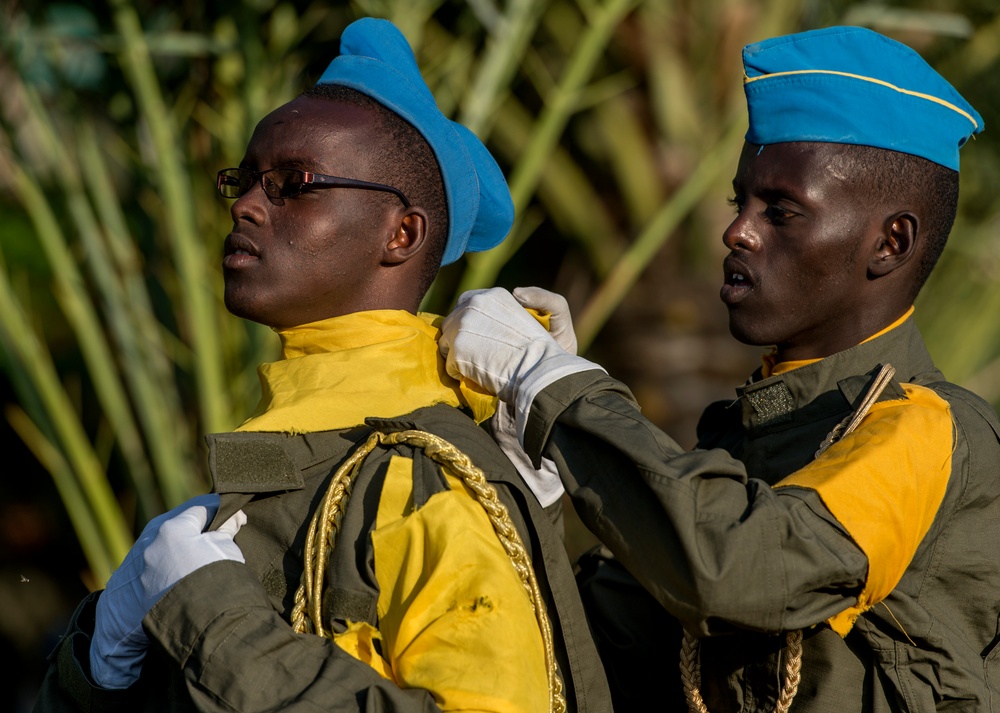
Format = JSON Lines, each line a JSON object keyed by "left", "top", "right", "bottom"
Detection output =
{"left": 216, "top": 167, "right": 410, "bottom": 207}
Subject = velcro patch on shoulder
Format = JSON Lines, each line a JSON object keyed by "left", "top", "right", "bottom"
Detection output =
{"left": 209, "top": 434, "right": 304, "bottom": 493}
{"left": 743, "top": 381, "right": 795, "bottom": 426}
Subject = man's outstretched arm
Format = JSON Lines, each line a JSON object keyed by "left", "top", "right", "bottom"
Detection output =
{"left": 441, "top": 288, "right": 952, "bottom": 637}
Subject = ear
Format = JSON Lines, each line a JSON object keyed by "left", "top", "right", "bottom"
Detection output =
{"left": 382, "top": 209, "right": 428, "bottom": 265}
{"left": 869, "top": 211, "right": 917, "bottom": 278}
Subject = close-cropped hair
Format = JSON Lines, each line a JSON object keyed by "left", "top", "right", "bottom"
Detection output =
{"left": 845, "top": 144, "right": 959, "bottom": 298}
{"left": 302, "top": 83, "right": 449, "bottom": 295}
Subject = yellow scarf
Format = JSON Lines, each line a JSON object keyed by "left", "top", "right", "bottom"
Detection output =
{"left": 236, "top": 310, "right": 497, "bottom": 433}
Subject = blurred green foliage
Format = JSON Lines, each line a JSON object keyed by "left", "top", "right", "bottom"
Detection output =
{"left": 1, "top": 0, "right": 998, "bottom": 586}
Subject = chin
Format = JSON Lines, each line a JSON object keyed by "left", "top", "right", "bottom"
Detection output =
{"left": 223, "top": 294, "right": 245, "bottom": 319}
{"left": 224, "top": 294, "right": 266, "bottom": 326}
{"left": 727, "top": 316, "right": 771, "bottom": 348}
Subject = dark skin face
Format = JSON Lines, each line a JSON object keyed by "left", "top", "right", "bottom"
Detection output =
{"left": 222, "top": 96, "right": 430, "bottom": 330}
{"left": 721, "top": 141, "right": 919, "bottom": 362}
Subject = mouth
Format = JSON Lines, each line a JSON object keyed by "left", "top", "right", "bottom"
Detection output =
{"left": 726, "top": 271, "right": 751, "bottom": 287}
{"left": 721, "top": 257, "right": 754, "bottom": 305}
{"left": 223, "top": 233, "right": 261, "bottom": 269}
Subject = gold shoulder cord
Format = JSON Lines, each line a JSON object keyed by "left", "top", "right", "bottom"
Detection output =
{"left": 680, "top": 629, "right": 802, "bottom": 713}
{"left": 290, "top": 429, "right": 566, "bottom": 713}
{"left": 680, "top": 363, "right": 896, "bottom": 713}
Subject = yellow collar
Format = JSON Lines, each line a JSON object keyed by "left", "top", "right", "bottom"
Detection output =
{"left": 236, "top": 310, "right": 496, "bottom": 433}
{"left": 761, "top": 306, "right": 915, "bottom": 378}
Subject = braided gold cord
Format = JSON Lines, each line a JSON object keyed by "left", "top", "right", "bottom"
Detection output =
{"left": 679, "top": 630, "right": 709, "bottom": 713}
{"left": 680, "top": 629, "right": 801, "bottom": 713}
{"left": 815, "top": 363, "right": 895, "bottom": 458}
{"left": 292, "top": 431, "right": 383, "bottom": 637}
{"left": 291, "top": 429, "right": 566, "bottom": 713}
{"left": 775, "top": 629, "right": 802, "bottom": 713}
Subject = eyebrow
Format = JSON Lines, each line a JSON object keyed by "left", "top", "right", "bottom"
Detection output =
{"left": 238, "top": 156, "right": 321, "bottom": 172}
{"left": 732, "top": 179, "right": 809, "bottom": 211}
{"left": 274, "top": 157, "right": 316, "bottom": 171}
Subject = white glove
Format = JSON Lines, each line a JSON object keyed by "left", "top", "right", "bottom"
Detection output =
{"left": 466, "top": 286, "right": 576, "bottom": 506}
{"left": 511, "top": 286, "right": 577, "bottom": 355}
{"left": 441, "top": 286, "right": 604, "bottom": 441}
{"left": 90, "top": 494, "right": 246, "bottom": 689}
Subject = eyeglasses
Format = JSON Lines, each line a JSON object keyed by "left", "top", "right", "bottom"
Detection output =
{"left": 216, "top": 167, "right": 410, "bottom": 207}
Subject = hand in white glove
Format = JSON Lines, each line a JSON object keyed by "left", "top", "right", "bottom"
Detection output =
{"left": 90, "top": 494, "right": 246, "bottom": 689}
{"left": 459, "top": 285, "right": 574, "bottom": 506}
{"left": 441, "top": 287, "right": 604, "bottom": 481}
{"left": 510, "top": 286, "right": 577, "bottom": 355}
{"left": 441, "top": 287, "right": 601, "bottom": 409}
{"left": 441, "top": 287, "right": 562, "bottom": 403}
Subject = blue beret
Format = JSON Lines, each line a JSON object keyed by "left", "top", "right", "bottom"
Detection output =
{"left": 316, "top": 18, "right": 514, "bottom": 265}
{"left": 742, "top": 26, "right": 983, "bottom": 170}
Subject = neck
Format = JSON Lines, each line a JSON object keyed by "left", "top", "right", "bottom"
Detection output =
{"left": 766, "top": 307, "right": 914, "bottom": 375}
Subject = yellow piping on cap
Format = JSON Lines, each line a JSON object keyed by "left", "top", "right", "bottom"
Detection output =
{"left": 743, "top": 69, "right": 979, "bottom": 130}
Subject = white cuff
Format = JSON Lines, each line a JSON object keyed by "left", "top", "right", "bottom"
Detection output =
{"left": 513, "top": 351, "right": 606, "bottom": 445}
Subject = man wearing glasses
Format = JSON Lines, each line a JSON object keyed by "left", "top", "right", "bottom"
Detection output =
{"left": 35, "top": 18, "right": 608, "bottom": 713}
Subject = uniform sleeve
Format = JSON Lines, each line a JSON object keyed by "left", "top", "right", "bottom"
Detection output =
{"left": 138, "top": 560, "right": 443, "bottom": 712}
{"left": 369, "top": 455, "right": 549, "bottom": 713}
{"left": 776, "top": 382, "right": 953, "bottom": 634}
{"left": 33, "top": 582, "right": 395, "bottom": 713}
{"left": 32, "top": 592, "right": 146, "bottom": 713}
{"left": 525, "top": 371, "right": 948, "bottom": 637}
{"left": 33, "top": 554, "right": 442, "bottom": 713}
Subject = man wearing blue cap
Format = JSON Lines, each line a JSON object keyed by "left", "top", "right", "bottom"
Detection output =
{"left": 34, "top": 17, "right": 609, "bottom": 713}
{"left": 440, "top": 26, "right": 1000, "bottom": 711}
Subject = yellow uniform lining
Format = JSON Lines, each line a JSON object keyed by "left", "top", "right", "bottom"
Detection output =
{"left": 234, "top": 309, "right": 552, "bottom": 709}
{"left": 776, "top": 383, "right": 954, "bottom": 635}
{"left": 236, "top": 310, "right": 497, "bottom": 433}
{"left": 369, "top": 456, "right": 549, "bottom": 712}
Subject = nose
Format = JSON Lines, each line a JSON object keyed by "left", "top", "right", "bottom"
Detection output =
{"left": 722, "top": 209, "right": 761, "bottom": 252}
{"left": 230, "top": 182, "right": 268, "bottom": 225}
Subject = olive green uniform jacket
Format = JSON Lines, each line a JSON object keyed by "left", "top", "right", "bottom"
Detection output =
{"left": 526, "top": 317, "right": 1000, "bottom": 712}
{"left": 34, "top": 405, "right": 611, "bottom": 712}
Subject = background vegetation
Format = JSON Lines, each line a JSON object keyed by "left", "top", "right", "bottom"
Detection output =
{"left": 2, "top": 0, "right": 998, "bottom": 708}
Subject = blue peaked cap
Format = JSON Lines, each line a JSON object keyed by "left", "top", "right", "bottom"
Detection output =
{"left": 316, "top": 18, "right": 513, "bottom": 265}
{"left": 742, "top": 26, "right": 983, "bottom": 170}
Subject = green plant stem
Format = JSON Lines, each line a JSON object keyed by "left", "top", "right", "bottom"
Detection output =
{"left": 486, "top": 96, "right": 623, "bottom": 275}
{"left": 13, "top": 85, "right": 170, "bottom": 514}
{"left": 77, "top": 125, "right": 197, "bottom": 510}
{"left": 457, "top": 0, "right": 640, "bottom": 293}
{"left": 575, "top": 118, "right": 745, "bottom": 351}
{"left": 0, "top": 217, "right": 131, "bottom": 570}
{"left": 459, "top": 0, "right": 549, "bottom": 138}
{"left": 107, "top": 0, "right": 230, "bottom": 435}
{"left": 6, "top": 406, "right": 116, "bottom": 584}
